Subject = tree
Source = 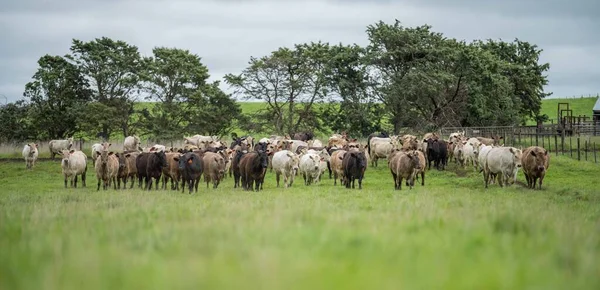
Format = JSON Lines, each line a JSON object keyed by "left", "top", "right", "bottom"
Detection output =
{"left": 225, "top": 42, "right": 332, "bottom": 135}
{"left": 321, "top": 44, "right": 386, "bottom": 137}
{"left": 139, "top": 47, "right": 210, "bottom": 140}
{"left": 0, "top": 101, "right": 33, "bottom": 142}
{"left": 66, "top": 37, "right": 144, "bottom": 138}
{"left": 185, "top": 81, "right": 242, "bottom": 137}
{"left": 475, "top": 39, "right": 552, "bottom": 123}
{"left": 22, "top": 55, "right": 91, "bottom": 140}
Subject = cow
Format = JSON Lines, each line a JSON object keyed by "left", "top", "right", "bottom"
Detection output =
{"left": 91, "top": 142, "right": 111, "bottom": 166}
{"left": 342, "top": 150, "right": 367, "bottom": 189}
{"left": 448, "top": 131, "right": 465, "bottom": 144}
{"left": 239, "top": 150, "right": 269, "bottom": 191}
{"left": 400, "top": 134, "right": 418, "bottom": 148}
{"left": 307, "top": 139, "right": 323, "bottom": 148}
{"left": 232, "top": 149, "right": 247, "bottom": 189}
{"left": 162, "top": 152, "right": 181, "bottom": 190}
{"left": 95, "top": 150, "right": 119, "bottom": 191}
{"left": 123, "top": 152, "right": 140, "bottom": 189}
{"left": 426, "top": 138, "right": 448, "bottom": 170}
{"left": 49, "top": 137, "right": 74, "bottom": 160}
{"left": 477, "top": 136, "right": 504, "bottom": 146}
{"left": 521, "top": 146, "right": 550, "bottom": 190}
{"left": 366, "top": 131, "right": 389, "bottom": 153}
{"left": 477, "top": 145, "right": 497, "bottom": 184}
{"left": 330, "top": 150, "right": 347, "bottom": 186}
{"left": 462, "top": 140, "right": 479, "bottom": 170}
{"left": 299, "top": 153, "right": 321, "bottom": 186}
{"left": 223, "top": 149, "right": 234, "bottom": 179}
{"left": 203, "top": 152, "right": 226, "bottom": 189}
{"left": 391, "top": 150, "right": 421, "bottom": 190}
{"left": 307, "top": 149, "right": 331, "bottom": 183}
{"left": 413, "top": 150, "right": 426, "bottom": 186}
{"left": 136, "top": 151, "right": 167, "bottom": 190}
{"left": 60, "top": 149, "right": 87, "bottom": 188}
{"left": 327, "top": 135, "right": 348, "bottom": 149}
{"left": 271, "top": 150, "right": 300, "bottom": 188}
{"left": 369, "top": 137, "right": 395, "bottom": 167}
{"left": 175, "top": 151, "right": 203, "bottom": 194}
{"left": 293, "top": 132, "right": 314, "bottom": 142}
{"left": 453, "top": 141, "right": 467, "bottom": 167}
{"left": 484, "top": 147, "right": 522, "bottom": 188}
{"left": 22, "top": 143, "right": 39, "bottom": 170}
{"left": 123, "top": 135, "right": 142, "bottom": 152}
{"left": 115, "top": 153, "right": 130, "bottom": 189}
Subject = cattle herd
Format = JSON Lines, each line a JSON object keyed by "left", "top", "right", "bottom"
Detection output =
{"left": 20, "top": 130, "right": 551, "bottom": 193}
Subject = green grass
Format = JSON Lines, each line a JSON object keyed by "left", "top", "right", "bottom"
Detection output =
{"left": 529, "top": 96, "right": 599, "bottom": 125}
{"left": 1, "top": 155, "right": 599, "bottom": 290}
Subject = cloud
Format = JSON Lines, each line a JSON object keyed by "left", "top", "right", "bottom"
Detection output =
{"left": 1, "top": 0, "right": 598, "bottom": 103}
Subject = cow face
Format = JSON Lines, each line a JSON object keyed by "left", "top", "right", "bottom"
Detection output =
{"left": 509, "top": 148, "right": 523, "bottom": 168}
{"left": 97, "top": 150, "right": 114, "bottom": 166}
{"left": 116, "top": 153, "right": 127, "bottom": 173}
{"left": 529, "top": 148, "right": 548, "bottom": 172}
{"left": 258, "top": 150, "right": 269, "bottom": 169}
{"left": 155, "top": 151, "right": 168, "bottom": 168}
{"left": 409, "top": 151, "right": 422, "bottom": 170}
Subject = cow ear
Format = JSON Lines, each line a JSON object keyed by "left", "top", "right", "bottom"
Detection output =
{"left": 509, "top": 147, "right": 514, "bottom": 153}
{"left": 95, "top": 151, "right": 101, "bottom": 156}
{"left": 499, "top": 136, "right": 504, "bottom": 139}
{"left": 286, "top": 152, "right": 294, "bottom": 158}
{"left": 115, "top": 153, "right": 120, "bottom": 157}
{"left": 530, "top": 151, "right": 536, "bottom": 157}
{"left": 173, "top": 157, "right": 180, "bottom": 161}
{"left": 544, "top": 149, "right": 548, "bottom": 156}
{"left": 108, "top": 143, "right": 112, "bottom": 147}
{"left": 108, "top": 152, "right": 114, "bottom": 156}
{"left": 125, "top": 153, "right": 131, "bottom": 158}
{"left": 462, "top": 141, "right": 467, "bottom": 145}
{"left": 70, "top": 149, "right": 75, "bottom": 153}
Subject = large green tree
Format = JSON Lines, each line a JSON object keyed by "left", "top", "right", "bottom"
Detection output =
{"left": 0, "top": 101, "right": 33, "bottom": 142}
{"left": 225, "top": 42, "right": 332, "bottom": 135}
{"left": 23, "top": 55, "right": 91, "bottom": 139}
{"left": 66, "top": 37, "right": 144, "bottom": 138}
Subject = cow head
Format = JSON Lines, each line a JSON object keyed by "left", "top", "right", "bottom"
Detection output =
{"left": 155, "top": 150, "right": 167, "bottom": 168}
{"left": 60, "top": 149, "right": 74, "bottom": 167}
{"left": 529, "top": 148, "right": 548, "bottom": 172}
{"left": 115, "top": 153, "right": 127, "bottom": 173}
{"left": 286, "top": 152, "right": 300, "bottom": 175}
{"left": 349, "top": 151, "right": 367, "bottom": 170}
{"left": 409, "top": 151, "right": 422, "bottom": 170}
{"left": 509, "top": 147, "right": 523, "bottom": 168}
{"left": 257, "top": 150, "right": 269, "bottom": 169}
{"left": 97, "top": 150, "right": 114, "bottom": 167}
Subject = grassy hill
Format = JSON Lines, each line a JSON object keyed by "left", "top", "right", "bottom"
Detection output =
{"left": 536, "top": 96, "right": 598, "bottom": 123}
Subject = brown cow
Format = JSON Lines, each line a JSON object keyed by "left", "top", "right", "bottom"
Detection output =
{"left": 412, "top": 150, "right": 426, "bottom": 186}
{"left": 521, "top": 146, "right": 550, "bottom": 190}
{"left": 162, "top": 152, "right": 181, "bottom": 190}
{"left": 391, "top": 150, "right": 421, "bottom": 190}
{"left": 203, "top": 152, "right": 226, "bottom": 189}
{"left": 330, "top": 149, "right": 347, "bottom": 186}
{"left": 477, "top": 136, "right": 504, "bottom": 146}
{"left": 95, "top": 150, "right": 119, "bottom": 191}
{"left": 123, "top": 152, "right": 140, "bottom": 189}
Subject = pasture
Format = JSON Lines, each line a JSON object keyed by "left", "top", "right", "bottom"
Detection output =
{"left": 1, "top": 154, "right": 599, "bottom": 290}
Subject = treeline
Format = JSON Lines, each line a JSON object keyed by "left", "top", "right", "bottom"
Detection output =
{"left": 0, "top": 20, "right": 550, "bottom": 142}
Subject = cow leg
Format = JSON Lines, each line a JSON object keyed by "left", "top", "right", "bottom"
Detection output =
{"left": 538, "top": 176, "right": 543, "bottom": 190}
{"left": 154, "top": 177, "right": 159, "bottom": 191}
{"left": 421, "top": 171, "right": 425, "bottom": 186}
{"left": 195, "top": 177, "right": 200, "bottom": 193}
{"left": 113, "top": 177, "right": 117, "bottom": 190}
{"left": 397, "top": 176, "right": 402, "bottom": 190}
{"left": 97, "top": 177, "right": 101, "bottom": 191}
{"left": 276, "top": 172, "right": 280, "bottom": 187}
{"left": 358, "top": 176, "right": 362, "bottom": 190}
{"left": 129, "top": 175, "right": 135, "bottom": 189}
{"left": 145, "top": 176, "right": 151, "bottom": 190}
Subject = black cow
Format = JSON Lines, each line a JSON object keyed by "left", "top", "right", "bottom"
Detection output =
{"left": 426, "top": 138, "right": 448, "bottom": 170}
{"left": 136, "top": 151, "right": 167, "bottom": 190}
{"left": 175, "top": 151, "right": 203, "bottom": 194}
{"left": 292, "top": 132, "right": 314, "bottom": 142}
{"left": 239, "top": 150, "right": 269, "bottom": 191}
{"left": 342, "top": 151, "right": 367, "bottom": 189}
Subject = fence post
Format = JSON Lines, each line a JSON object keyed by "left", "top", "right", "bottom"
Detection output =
{"left": 554, "top": 134, "right": 558, "bottom": 156}
{"left": 577, "top": 137, "right": 581, "bottom": 161}
{"left": 570, "top": 137, "right": 573, "bottom": 158}
{"left": 595, "top": 143, "right": 597, "bottom": 163}
{"left": 585, "top": 140, "right": 588, "bottom": 161}
{"left": 535, "top": 131, "right": 539, "bottom": 146}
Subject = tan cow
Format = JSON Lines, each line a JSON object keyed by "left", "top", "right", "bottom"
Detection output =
{"left": 330, "top": 149, "right": 347, "bottom": 186}
{"left": 390, "top": 150, "right": 421, "bottom": 190}
{"left": 95, "top": 150, "right": 119, "bottom": 191}
{"left": 162, "top": 152, "right": 181, "bottom": 190}
{"left": 203, "top": 152, "right": 226, "bottom": 188}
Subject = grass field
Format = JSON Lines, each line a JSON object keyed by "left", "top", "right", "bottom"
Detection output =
{"left": 1, "top": 154, "right": 599, "bottom": 290}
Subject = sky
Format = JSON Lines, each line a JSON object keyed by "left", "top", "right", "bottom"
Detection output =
{"left": 1, "top": 0, "right": 598, "bottom": 104}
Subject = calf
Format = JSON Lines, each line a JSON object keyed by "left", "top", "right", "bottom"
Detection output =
{"left": 330, "top": 150, "right": 347, "bottom": 186}
{"left": 232, "top": 149, "right": 247, "bottom": 188}
{"left": 413, "top": 150, "right": 426, "bottom": 186}
{"left": 342, "top": 151, "right": 367, "bottom": 189}
{"left": 123, "top": 152, "right": 140, "bottom": 188}
{"left": 22, "top": 143, "right": 39, "bottom": 170}
{"left": 176, "top": 151, "right": 203, "bottom": 194}
{"left": 123, "top": 135, "right": 142, "bottom": 152}
{"left": 91, "top": 142, "right": 111, "bottom": 166}
{"left": 203, "top": 152, "right": 226, "bottom": 189}
{"left": 271, "top": 150, "right": 300, "bottom": 188}
{"left": 239, "top": 150, "right": 269, "bottom": 191}
{"left": 116, "top": 153, "right": 129, "bottom": 189}
{"left": 60, "top": 149, "right": 87, "bottom": 188}
{"left": 521, "top": 146, "right": 550, "bottom": 190}
{"left": 49, "top": 137, "right": 74, "bottom": 160}
{"left": 95, "top": 150, "right": 119, "bottom": 191}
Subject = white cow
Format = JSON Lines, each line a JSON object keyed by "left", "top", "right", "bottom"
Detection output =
{"left": 183, "top": 135, "right": 218, "bottom": 149}
{"left": 49, "top": 137, "right": 74, "bottom": 160}
{"left": 60, "top": 149, "right": 88, "bottom": 188}
{"left": 484, "top": 147, "right": 523, "bottom": 188}
{"left": 307, "top": 139, "right": 324, "bottom": 148}
{"left": 462, "top": 141, "right": 479, "bottom": 170}
{"left": 299, "top": 153, "right": 321, "bottom": 186}
{"left": 369, "top": 137, "right": 395, "bottom": 167}
{"left": 22, "top": 143, "right": 39, "bottom": 170}
{"left": 308, "top": 148, "right": 331, "bottom": 183}
{"left": 272, "top": 150, "right": 300, "bottom": 188}
{"left": 91, "top": 142, "right": 111, "bottom": 165}
{"left": 123, "top": 135, "right": 142, "bottom": 152}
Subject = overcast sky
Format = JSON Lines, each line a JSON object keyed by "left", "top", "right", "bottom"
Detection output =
{"left": 1, "top": 0, "right": 598, "bottom": 103}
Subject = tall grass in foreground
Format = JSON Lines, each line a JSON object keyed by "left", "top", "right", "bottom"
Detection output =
{"left": 0, "top": 155, "right": 599, "bottom": 290}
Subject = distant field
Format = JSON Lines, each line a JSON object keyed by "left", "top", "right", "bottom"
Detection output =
{"left": 531, "top": 96, "right": 598, "bottom": 125}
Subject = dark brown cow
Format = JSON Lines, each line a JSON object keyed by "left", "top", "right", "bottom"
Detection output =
{"left": 175, "top": 151, "right": 203, "bottom": 194}
{"left": 342, "top": 150, "right": 367, "bottom": 189}
{"left": 238, "top": 150, "right": 269, "bottom": 191}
